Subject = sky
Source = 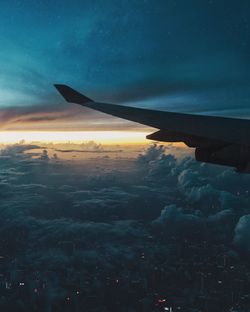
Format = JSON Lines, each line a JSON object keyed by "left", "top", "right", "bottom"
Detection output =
{"left": 0, "top": 0, "right": 250, "bottom": 137}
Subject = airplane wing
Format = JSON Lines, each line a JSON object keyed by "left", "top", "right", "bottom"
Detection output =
{"left": 54, "top": 84, "right": 250, "bottom": 172}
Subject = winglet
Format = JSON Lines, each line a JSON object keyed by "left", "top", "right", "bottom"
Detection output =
{"left": 54, "top": 84, "right": 93, "bottom": 104}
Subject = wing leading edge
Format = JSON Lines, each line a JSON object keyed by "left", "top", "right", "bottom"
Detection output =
{"left": 54, "top": 84, "right": 250, "bottom": 172}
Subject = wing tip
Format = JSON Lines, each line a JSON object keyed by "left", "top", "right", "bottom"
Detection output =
{"left": 54, "top": 84, "right": 93, "bottom": 104}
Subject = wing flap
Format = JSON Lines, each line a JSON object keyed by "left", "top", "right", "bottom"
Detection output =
{"left": 146, "top": 130, "right": 228, "bottom": 148}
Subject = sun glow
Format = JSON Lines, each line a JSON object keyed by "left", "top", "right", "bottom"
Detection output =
{"left": 0, "top": 131, "right": 150, "bottom": 144}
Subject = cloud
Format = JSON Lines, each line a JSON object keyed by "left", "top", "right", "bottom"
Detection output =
{"left": 1, "top": 142, "right": 250, "bottom": 310}
{"left": 234, "top": 215, "right": 250, "bottom": 253}
{"left": 152, "top": 204, "right": 204, "bottom": 237}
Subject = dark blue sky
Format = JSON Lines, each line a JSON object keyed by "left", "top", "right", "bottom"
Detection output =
{"left": 1, "top": 0, "right": 250, "bottom": 130}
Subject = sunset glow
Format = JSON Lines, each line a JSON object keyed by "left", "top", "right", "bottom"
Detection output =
{"left": 0, "top": 131, "right": 151, "bottom": 144}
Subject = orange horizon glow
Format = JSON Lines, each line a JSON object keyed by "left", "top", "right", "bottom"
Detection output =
{"left": 0, "top": 131, "right": 151, "bottom": 144}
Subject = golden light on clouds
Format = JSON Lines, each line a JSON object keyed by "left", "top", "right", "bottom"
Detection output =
{"left": 0, "top": 131, "right": 151, "bottom": 144}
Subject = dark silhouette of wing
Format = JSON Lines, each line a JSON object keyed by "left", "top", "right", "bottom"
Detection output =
{"left": 54, "top": 84, "right": 250, "bottom": 172}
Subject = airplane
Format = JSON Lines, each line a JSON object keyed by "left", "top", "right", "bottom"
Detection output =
{"left": 54, "top": 84, "right": 250, "bottom": 173}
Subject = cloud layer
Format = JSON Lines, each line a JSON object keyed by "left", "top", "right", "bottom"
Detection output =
{"left": 0, "top": 143, "right": 250, "bottom": 310}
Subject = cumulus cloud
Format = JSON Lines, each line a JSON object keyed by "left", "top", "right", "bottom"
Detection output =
{"left": 152, "top": 204, "right": 204, "bottom": 237}
{"left": 234, "top": 215, "right": 250, "bottom": 253}
{"left": 0, "top": 142, "right": 250, "bottom": 310}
